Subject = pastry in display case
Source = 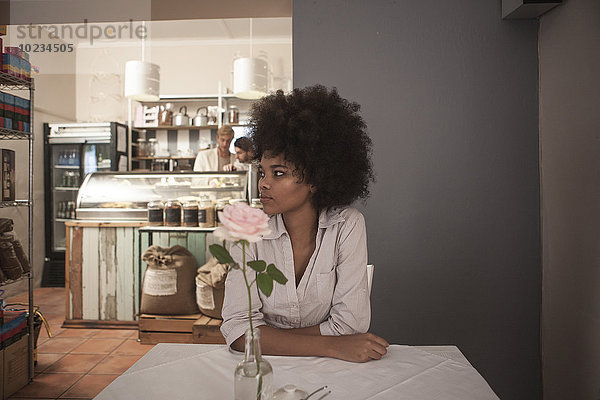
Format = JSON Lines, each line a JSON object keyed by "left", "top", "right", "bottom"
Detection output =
{"left": 75, "top": 171, "right": 253, "bottom": 221}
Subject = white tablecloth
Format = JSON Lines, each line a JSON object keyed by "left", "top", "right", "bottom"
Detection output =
{"left": 94, "top": 344, "right": 499, "bottom": 400}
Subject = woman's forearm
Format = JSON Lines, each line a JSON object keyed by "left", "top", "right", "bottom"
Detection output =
{"left": 231, "top": 325, "right": 389, "bottom": 363}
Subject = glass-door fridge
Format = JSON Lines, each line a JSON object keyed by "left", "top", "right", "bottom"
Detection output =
{"left": 42, "top": 122, "right": 129, "bottom": 286}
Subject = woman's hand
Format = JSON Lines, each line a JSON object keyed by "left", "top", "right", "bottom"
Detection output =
{"left": 223, "top": 163, "right": 237, "bottom": 171}
{"left": 328, "top": 333, "right": 389, "bottom": 363}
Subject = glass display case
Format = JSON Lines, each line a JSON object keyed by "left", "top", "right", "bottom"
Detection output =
{"left": 76, "top": 171, "right": 251, "bottom": 220}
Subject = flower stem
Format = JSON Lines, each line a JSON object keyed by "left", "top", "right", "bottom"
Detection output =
{"left": 240, "top": 241, "right": 262, "bottom": 399}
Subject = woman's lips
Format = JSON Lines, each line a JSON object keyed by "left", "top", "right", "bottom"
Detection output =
{"left": 260, "top": 195, "right": 273, "bottom": 203}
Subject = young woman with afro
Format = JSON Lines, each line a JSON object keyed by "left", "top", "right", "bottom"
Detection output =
{"left": 221, "top": 85, "right": 389, "bottom": 363}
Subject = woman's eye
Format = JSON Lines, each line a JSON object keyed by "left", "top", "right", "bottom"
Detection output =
{"left": 258, "top": 170, "right": 265, "bottom": 178}
{"left": 274, "top": 171, "right": 285, "bottom": 177}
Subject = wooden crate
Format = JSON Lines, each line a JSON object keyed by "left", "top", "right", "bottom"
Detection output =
{"left": 139, "top": 314, "right": 199, "bottom": 345}
{"left": 138, "top": 314, "right": 225, "bottom": 345}
{"left": 192, "top": 315, "right": 225, "bottom": 344}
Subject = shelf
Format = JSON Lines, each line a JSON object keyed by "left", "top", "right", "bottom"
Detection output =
{"left": 54, "top": 218, "right": 73, "bottom": 223}
{"left": 54, "top": 165, "right": 80, "bottom": 169}
{"left": 134, "top": 125, "right": 218, "bottom": 130}
{"left": 133, "top": 124, "right": 247, "bottom": 130}
{"left": 0, "top": 200, "right": 30, "bottom": 208}
{"left": 158, "top": 94, "right": 241, "bottom": 101}
{"left": 0, "top": 272, "right": 31, "bottom": 287}
{"left": 0, "top": 128, "right": 31, "bottom": 140}
{"left": 53, "top": 187, "right": 79, "bottom": 191}
{"left": 134, "top": 156, "right": 196, "bottom": 160}
{"left": 139, "top": 226, "right": 216, "bottom": 233}
{"left": 0, "top": 71, "right": 33, "bottom": 90}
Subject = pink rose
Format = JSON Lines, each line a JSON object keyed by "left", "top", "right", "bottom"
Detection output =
{"left": 214, "top": 202, "right": 271, "bottom": 243}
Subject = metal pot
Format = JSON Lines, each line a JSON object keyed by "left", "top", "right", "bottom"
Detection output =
{"left": 193, "top": 107, "right": 208, "bottom": 127}
{"left": 173, "top": 106, "right": 190, "bottom": 126}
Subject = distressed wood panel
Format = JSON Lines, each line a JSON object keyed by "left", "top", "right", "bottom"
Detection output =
{"left": 69, "top": 226, "right": 83, "bottom": 320}
{"left": 116, "top": 227, "right": 135, "bottom": 321}
{"left": 99, "top": 228, "right": 117, "bottom": 320}
{"left": 133, "top": 227, "right": 141, "bottom": 320}
{"left": 168, "top": 232, "right": 188, "bottom": 248}
{"left": 187, "top": 233, "right": 207, "bottom": 268}
{"left": 81, "top": 227, "right": 100, "bottom": 320}
{"left": 150, "top": 232, "right": 170, "bottom": 247}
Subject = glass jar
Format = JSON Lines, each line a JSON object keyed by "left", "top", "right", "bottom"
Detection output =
{"left": 198, "top": 198, "right": 215, "bottom": 228}
{"left": 164, "top": 200, "right": 182, "bottom": 226}
{"left": 215, "top": 199, "right": 227, "bottom": 226}
{"left": 228, "top": 105, "right": 239, "bottom": 124}
{"left": 136, "top": 138, "right": 147, "bottom": 157}
{"left": 234, "top": 328, "right": 273, "bottom": 400}
{"left": 229, "top": 199, "right": 246, "bottom": 205}
{"left": 147, "top": 138, "right": 158, "bottom": 157}
{"left": 250, "top": 198, "right": 263, "bottom": 210}
{"left": 182, "top": 200, "right": 199, "bottom": 227}
{"left": 147, "top": 200, "right": 164, "bottom": 226}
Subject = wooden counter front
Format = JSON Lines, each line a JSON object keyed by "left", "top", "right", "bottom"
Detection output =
{"left": 64, "top": 221, "right": 211, "bottom": 329}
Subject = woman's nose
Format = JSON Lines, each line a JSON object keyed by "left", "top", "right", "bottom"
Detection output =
{"left": 259, "top": 177, "right": 270, "bottom": 190}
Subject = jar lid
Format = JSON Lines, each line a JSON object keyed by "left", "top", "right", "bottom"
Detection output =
{"left": 229, "top": 105, "right": 238, "bottom": 109}
{"left": 136, "top": 138, "right": 147, "bottom": 142}
{"left": 148, "top": 138, "right": 158, "bottom": 142}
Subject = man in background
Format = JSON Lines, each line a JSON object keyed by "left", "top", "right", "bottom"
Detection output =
{"left": 193, "top": 125, "right": 236, "bottom": 171}
{"left": 224, "top": 137, "right": 254, "bottom": 171}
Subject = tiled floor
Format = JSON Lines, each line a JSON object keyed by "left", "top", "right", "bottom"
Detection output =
{"left": 5, "top": 287, "right": 154, "bottom": 400}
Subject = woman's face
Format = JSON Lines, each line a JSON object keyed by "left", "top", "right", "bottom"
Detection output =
{"left": 258, "top": 153, "right": 314, "bottom": 216}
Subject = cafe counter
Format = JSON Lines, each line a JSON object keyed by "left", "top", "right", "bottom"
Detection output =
{"left": 63, "top": 171, "right": 250, "bottom": 328}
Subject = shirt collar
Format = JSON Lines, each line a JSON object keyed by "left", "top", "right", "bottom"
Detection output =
{"left": 262, "top": 207, "right": 346, "bottom": 240}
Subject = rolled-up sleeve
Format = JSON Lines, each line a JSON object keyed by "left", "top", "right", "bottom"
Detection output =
{"left": 319, "top": 210, "right": 371, "bottom": 336}
{"left": 220, "top": 242, "right": 267, "bottom": 347}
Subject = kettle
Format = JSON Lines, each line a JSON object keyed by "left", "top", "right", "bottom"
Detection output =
{"left": 173, "top": 106, "right": 190, "bottom": 126}
{"left": 158, "top": 103, "right": 174, "bottom": 126}
{"left": 193, "top": 107, "right": 208, "bottom": 127}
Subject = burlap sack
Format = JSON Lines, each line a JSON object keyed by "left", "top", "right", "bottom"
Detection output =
{"left": 0, "top": 218, "right": 13, "bottom": 234}
{"left": 195, "top": 257, "right": 228, "bottom": 319}
{"left": 0, "top": 235, "right": 23, "bottom": 280}
{"left": 4, "top": 233, "right": 30, "bottom": 273}
{"left": 140, "top": 245, "right": 199, "bottom": 315}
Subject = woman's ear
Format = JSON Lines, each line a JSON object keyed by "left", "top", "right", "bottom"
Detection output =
{"left": 310, "top": 185, "right": 317, "bottom": 194}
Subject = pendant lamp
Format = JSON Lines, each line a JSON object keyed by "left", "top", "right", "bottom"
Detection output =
{"left": 233, "top": 19, "right": 269, "bottom": 100}
{"left": 124, "top": 60, "right": 160, "bottom": 101}
{"left": 124, "top": 21, "right": 160, "bottom": 102}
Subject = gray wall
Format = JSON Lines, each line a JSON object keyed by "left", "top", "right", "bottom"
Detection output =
{"left": 539, "top": 0, "right": 600, "bottom": 399}
{"left": 293, "top": 1, "right": 541, "bottom": 399}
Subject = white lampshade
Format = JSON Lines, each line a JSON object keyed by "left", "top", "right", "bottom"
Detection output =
{"left": 233, "top": 57, "right": 268, "bottom": 100}
{"left": 124, "top": 60, "right": 160, "bottom": 101}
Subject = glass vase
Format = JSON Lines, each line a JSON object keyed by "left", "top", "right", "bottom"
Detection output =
{"left": 234, "top": 327, "right": 273, "bottom": 400}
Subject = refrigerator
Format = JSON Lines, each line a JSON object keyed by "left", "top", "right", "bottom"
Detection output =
{"left": 42, "top": 122, "right": 129, "bottom": 286}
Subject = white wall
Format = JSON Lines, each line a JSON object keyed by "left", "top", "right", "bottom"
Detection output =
{"left": 2, "top": 29, "right": 77, "bottom": 297}
{"left": 73, "top": 19, "right": 292, "bottom": 123}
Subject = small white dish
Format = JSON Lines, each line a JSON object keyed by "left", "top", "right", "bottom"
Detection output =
{"left": 273, "top": 384, "right": 308, "bottom": 400}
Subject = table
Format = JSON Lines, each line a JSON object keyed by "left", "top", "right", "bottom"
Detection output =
{"left": 94, "top": 344, "right": 499, "bottom": 400}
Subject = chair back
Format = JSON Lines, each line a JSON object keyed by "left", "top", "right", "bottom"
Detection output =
{"left": 366, "top": 264, "right": 374, "bottom": 294}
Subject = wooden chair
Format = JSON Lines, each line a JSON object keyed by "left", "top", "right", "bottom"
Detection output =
{"left": 367, "top": 264, "right": 374, "bottom": 294}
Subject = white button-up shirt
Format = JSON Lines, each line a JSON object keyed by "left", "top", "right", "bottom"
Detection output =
{"left": 220, "top": 206, "right": 371, "bottom": 347}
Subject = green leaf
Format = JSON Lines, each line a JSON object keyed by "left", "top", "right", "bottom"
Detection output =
{"left": 266, "top": 264, "right": 288, "bottom": 285}
{"left": 247, "top": 260, "right": 266, "bottom": 272}
{"left": 208, "top": 244, "right": 234, "bottom": 264}
{"left": 256, "top": 273, "right": 274, "bottom": 297}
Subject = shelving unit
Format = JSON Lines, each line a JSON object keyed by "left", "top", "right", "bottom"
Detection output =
{"left": 128, "top": 83, "right": 255, "bottom": 172}
{"left": 0, "top": 70, "right": 35, "bottom": 387}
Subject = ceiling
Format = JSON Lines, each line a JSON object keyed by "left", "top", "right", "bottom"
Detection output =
{"left": 1, "top": 0, "right": 291, "bottom": 25}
